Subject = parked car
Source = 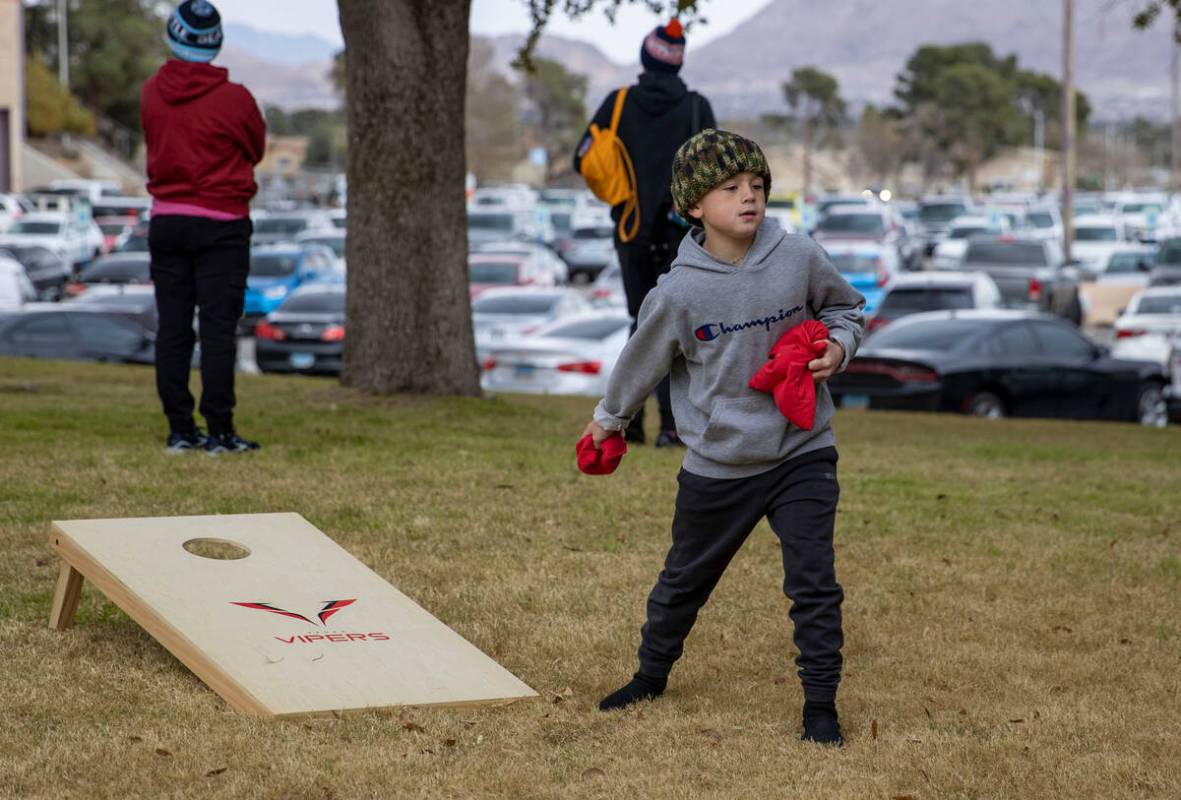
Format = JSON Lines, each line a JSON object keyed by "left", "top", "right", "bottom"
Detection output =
{"left": 251, "top": 211, "right": 333, "bottom": 246}
{"left": 821, "top": 242, "right": 901, "bottom": 315}
{"left": 1169, "top": 334, "right": 1181, "bottom": 422}
{"left": 468, "top": 253, "right": 554, "bottom": 299}
{"left": 1111, "top": 288, "right": 1181, "bottom": 367}
{"left": 64, "top": 285, "right": 159, "bottom": 333}
{"left": 558, "top": 222, "right": 616, "bottom": 283}
{"left": 0, "top": 244, "right": 71, "bottom": 300}
{"left": 588, "top": 255, "right": 626, "bottom": 308}
{"left": 764, "top": 195, "right": 800, "bottom": 234}
{"left": 0, "top": 193, "right": 31, "bottom": 232}
{"left": 0, "top": 256, "right": 38, "bottom": 310}
{"left": 480, "top": 311, "right": 632, "bottom": 396}
{"left": 1151, "top": 236, "right": 1181, "bottom": 286}
{"left": 94, "top": 216, "right": 139, "bottom": 253}
{"left": 243, "top": 244, "right": 337, "bottom": 328}
{"left": 471, "top": 286, "right": 591, "bottom": 349}
{"left": 476, "top": 241, "right": 569, "bottom": 285}
{"left": 0, "top": 212, "right": 94, "bottom": 270}
{"left": 830, "top": 310, "right": 1168, "bottom": 425}
{"left": 65, "top": 252, "right": 152, "bottom": 298}
{"left": 867, "top": 272, "right": 1002, "bottom": 333}
{"left": 116, "top": 223, "right": 150, "bottom": 253}
{"left": 1021, "top": 207, "right": 1064, "bottom": 243}
{"left": 1070, "top": 215, "right": 1126, "bottom": 274}
{"left": 930, "top": 214, "right": 1010, "bottom": 270}
{"left": 296, "top": 230, "right": 347, "bottom": 269}
{"left": 959, "top": 236, "right": 1081, "bottom": 323}
{"left": 254, "top": 285, "right": 346, "bottom": 376}
{"left": 467, "top": 210, "right": 520, "bottom": 247}
{"left": 915, "top": 197, "right": 972, "bottom": 255}
{"left": 0, "top": 308, "right": 155, "bottom": 365}
{"left": 1079, "top": 246, "right": 1155, "bottom": 327}
{"left": 1115, "top": 197, "right": 1166, "bottom": 242}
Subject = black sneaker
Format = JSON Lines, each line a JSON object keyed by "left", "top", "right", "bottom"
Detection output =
{"left": 623, "top": 414, "right": 646, "bottom": 445}
{"left": 166, "top": 429, "right": 208, "bottom": 454}
{"left": 654, "top": 430, "right": 685, "bottom": 448}
{"left": 801, "top": 701, "right": 844, "bottom": 746}
{"left": 205, "top": 431, "right": 261, "bottom": 455}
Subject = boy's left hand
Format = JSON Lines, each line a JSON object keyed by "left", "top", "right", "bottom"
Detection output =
{"left": 807, "top": 340, "right": 845, "bottom": 383}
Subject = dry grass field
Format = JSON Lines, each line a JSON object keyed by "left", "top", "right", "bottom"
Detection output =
{"left": 2, "top": 356, "right": 1180, "bottom": 799}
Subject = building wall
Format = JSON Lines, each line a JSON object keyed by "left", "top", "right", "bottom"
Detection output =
{"left": 0, "top": 0, "right": 25, "bottom": 192}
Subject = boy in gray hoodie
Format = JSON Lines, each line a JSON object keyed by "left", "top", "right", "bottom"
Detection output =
{"left": 582, "top": 129, "right": 864, "bottom": 745}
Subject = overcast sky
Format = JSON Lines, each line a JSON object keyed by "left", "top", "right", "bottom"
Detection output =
{"left": 212, "top": 0, "right": 771, "bottom": 64}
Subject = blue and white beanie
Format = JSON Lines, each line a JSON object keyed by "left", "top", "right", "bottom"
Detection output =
{"left": 166, "top": 0, "right": 223, "bottom": 63}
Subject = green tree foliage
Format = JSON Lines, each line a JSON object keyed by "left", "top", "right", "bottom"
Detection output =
{"left": 783, "top": 66, "right": 845, "bottom": 195}
{"left": 524, "top": 58, "right": 588, "bottom": 182}
{"left": 24, "top": 56, "right": 96, "bottom": 138}
{"left": 466, "top": 38, "right": 525, "bottom": 184}
{"left": 1133, "top": 0, "right": 1181, "bottom": 38}
{"left": 892, "top": 42, "right": 1091, "bottom": 190}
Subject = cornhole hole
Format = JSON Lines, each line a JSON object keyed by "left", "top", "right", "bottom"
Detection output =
{"left": 47, "top": 512, "right": 537, "bottom": 717}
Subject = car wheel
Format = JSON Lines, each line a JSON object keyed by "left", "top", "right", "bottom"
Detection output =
{"left": 969, "top": 391, "right": 1006, "bottom": 419}
{"left": 1136, "top": 383, "right": 1167, "bottom": 428}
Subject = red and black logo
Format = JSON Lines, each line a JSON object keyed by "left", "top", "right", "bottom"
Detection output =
{"left": 230, "top": 598, "right": 390, "bottom": 644}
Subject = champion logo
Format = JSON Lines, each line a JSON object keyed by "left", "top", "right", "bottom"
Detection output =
{"left": 693, "top": 305, "right": 804, "bottom": 342}
{"left": 231, "top": 599, "right": 356, "bottom": 626}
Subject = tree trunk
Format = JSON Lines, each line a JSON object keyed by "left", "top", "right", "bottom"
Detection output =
{"left": 337, "top": 0, "right": 479, "bottom": 395}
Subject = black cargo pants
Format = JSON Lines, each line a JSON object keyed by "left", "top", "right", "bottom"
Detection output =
{"left": 636, "top": 446, "right": 845, "bottom": 703}
{"left": 149, "top": 215, "right": 251, "bottom": 436}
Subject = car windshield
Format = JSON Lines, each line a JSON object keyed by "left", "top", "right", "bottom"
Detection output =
{"left": 472, "top": 295, "right": 557, "bottom": 314}
{"left": 1106, "top": 253, "right": 1147, "bottom": 273}
{"left": 279, "top": 291, "right": 346, "bottom": 313}
{"left": 254, "top": 217, "right": 309, "bottom": 235}
{"left": 964, "top": 242, "right": 1047, "bottom": 266}
{"left": 469, "top": 262, "right": 519, "bottom": 284}
{"left": 879, "top": 288, "right": 974, "bottom": 313}
{"left": 543, "top": 317, "right": 629, "bottom": 339}
{"left": 1121, "top": 203, "right": 1162, "bottom": 214}
{"left": 82, "top": 258, "right": 149, "bottom": 281}
{"left": 250, "top": 254, "right": 299, "bottom": 277}
{"left": 331, "top": 217, "right": 346, "bottom": 229}
{"left": 1075, "top": 227, "right": 1118, "bottom": 242}
{"left": 816, "top": 214, "right": 885, "bottom": 234}
{"left": 1025, "top": 212, "right": 1055, "bottom": 228}
{"left": 1136, "top": 296, "right": 1181, "bottom": 314}
{"left": 98, "top": 223, "right": 128, "bottom": 235}
{"left": 948, "top": 227, "right": 987, "bottom": 240}
{"left": 767, "top": 199, "right": 795, "bottom": 209}
{"left": 919, "top": 203, "right": 966, "bottom": 223}
{"left": 70, "top": 292, "right": 154, "bottom": 309}
{"left": 8, "top": 221, "right": 61, "bottom": 234}
{"left": 573, "top": 226, "right": 613, "bottom": 239}
{"left": 828, "top": 253, "right": 881, "bottom": 274}
{"left": 303, "top": 237, "right": 345, "bottom": 258}
{"left": 867, "top": 318, "right": 986, "bottom": 350}
{"left": 468, "top": 214, "right": 515, "bottom": 232}
{"left": 550, "top": 212, "right": 572, "bottom": 230}
{"left": 1155, "top": 240, "right": 1181, "bottom": 265}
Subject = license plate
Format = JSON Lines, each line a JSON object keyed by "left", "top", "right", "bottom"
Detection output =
{"left": 513, "top": 364, "right": 536, "bottom": 379}
{"left": 842, "top": 394, "right": 868, "bottom": 408}
{"left": 290, "top": 353, "right": 315, "bottom": 369}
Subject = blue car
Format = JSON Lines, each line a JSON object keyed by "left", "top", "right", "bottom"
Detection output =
{"left": 822, "top": 243, "right": 902, "bottom": 315}
{"left": 243, "top": 243, "right": 337, "bottom": 328}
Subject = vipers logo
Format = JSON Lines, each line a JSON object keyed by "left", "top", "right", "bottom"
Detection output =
{"left": 230, "top": 598, "right": 390, "bottom": 644}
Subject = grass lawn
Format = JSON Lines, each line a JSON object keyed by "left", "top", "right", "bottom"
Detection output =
{"left": 2, "top": 355, "right": 1180, "bottom": 799}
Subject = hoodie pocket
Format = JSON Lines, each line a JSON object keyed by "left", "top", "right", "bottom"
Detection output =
{"left": 701, "top": 395, "right": 788, "bottom": 465}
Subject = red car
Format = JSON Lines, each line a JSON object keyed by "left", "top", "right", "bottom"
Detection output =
{"left": 468, "top": 253, "right": 551, "bottom": 300}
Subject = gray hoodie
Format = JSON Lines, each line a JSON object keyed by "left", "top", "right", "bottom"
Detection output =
{"left": 593, "top": 218, "right": 865, "bottom": 479}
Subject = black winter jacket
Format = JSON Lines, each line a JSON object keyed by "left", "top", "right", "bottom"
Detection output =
{"left": 573, "top": 72, "right": 716, "bottom": 247}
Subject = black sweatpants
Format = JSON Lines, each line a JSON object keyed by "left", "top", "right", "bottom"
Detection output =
{"left": 636, "top": 446, "right": 844, "bottom": 703}
{"left": 617, "top": 234, "right": 683, "bottom": 432}
{"left": 149, "top": 215, "right": 251, "bottom": 436}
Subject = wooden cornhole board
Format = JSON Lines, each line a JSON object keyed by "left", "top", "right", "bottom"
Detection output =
{"left": 47, "top": 512, "right": 537, "bottom": 717}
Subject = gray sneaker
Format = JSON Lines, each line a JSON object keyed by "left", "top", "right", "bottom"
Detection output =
{"left": 205, "top": 432, "right": 261, "bottom": 455}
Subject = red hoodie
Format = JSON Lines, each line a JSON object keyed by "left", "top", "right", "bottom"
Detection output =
{"left": 141, "top": 60, "right": 267, "bottom": 217}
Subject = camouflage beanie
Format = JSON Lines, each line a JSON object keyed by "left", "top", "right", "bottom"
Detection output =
{"left": 670, "top": 129, "right": 772, "bottom": 223}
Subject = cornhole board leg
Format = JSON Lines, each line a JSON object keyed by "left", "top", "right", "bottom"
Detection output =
{"left": 46, "top": 527, "right": 274, "bottom": 716}
{"left": 49, "top": 561, "right": 84, "bottom": 630}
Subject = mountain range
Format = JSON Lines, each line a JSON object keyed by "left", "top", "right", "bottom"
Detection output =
{"left": 219, "top": 1, "right": 1177, "bottom": 120}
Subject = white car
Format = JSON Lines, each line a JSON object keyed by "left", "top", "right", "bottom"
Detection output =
{"left": 476, "top": 241, "right": 569, "bottom": 285}
{"left": 0, "top": 193, "right": 31, "bottom": 232}
{"left": 480, "top": 311, "right": 632, "bottom": 397}
{"left": 869, "top": 271, "right": 1002, "bottom": 333}
{"left": 1071, "top": 215, "right": 1126, "bottom": 273}
{"left": 1079, "top": 246, "right": 1154, "bottom": 327}
{"left": 251, "top": 211, "right": 334, "bottom": 245}
{"left": 560, "top": 221, "right": 616, "bottom": 283}
{"left": 471, "top": 286, "right": 591, "bottom": 350}
{"left": 588, "top": 255, "right": 626, "bottom": 309}
{"left": 0, "top": 256, "right": 38, "bottom": 311}
{"left": 296, "top": 230, "right": 347, "bottom": 271}
{"left": 0, "top": 212, "right": 93, "bottom": 269}
{"left": 1022, "top": 207, "right": 1064, "bottom": 244}
{"left": 931, "top": 214, "right": 1010, "bottom": 269}
{"left": 1112, "top": 287, "right": 1181, "bottom": 366}
{"left": 1114, "top": 196, "right": 1167, "bottom": 242}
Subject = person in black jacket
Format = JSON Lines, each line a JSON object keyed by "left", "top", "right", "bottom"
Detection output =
{"left": 573, "top": 19, "right": 716, "bottom": 448}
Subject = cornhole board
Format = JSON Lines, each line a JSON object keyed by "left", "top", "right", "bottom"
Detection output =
{"left": 47, "top": 512, "right": 537, "bottom": 717}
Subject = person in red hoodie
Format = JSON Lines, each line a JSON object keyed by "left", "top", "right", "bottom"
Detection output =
{"left": 142, "top": 0, "right": 266, "bottom": 454}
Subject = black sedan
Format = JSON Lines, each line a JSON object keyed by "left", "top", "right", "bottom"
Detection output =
{"left": 829, "top": 310, "right": 1169, "bottom": 425}
{"left": 0, "top": 244, "right": 72, "bottom": 300}
{"left": 0, "top": 309, "right": 155, "bottom": 365}
{"left": 66, "top": 253, "right": 152, "bottom": 298}
{"left": 254, "top": 284, "right": 345, "bottom": 375}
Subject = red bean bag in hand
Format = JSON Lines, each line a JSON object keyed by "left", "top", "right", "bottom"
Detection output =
{"left": 576, "top": 432, "right": 627, "bottom": 475}
{"left": 748, "top": 320, "right": 831, "bottom": 431}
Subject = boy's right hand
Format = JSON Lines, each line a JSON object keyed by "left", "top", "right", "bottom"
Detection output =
{"left": 582, "top": 420, "right": 612, "bottom": 448}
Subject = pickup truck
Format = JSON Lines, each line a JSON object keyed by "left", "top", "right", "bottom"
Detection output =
{"left": 960, "top": 236, "right": 1082, "bottom": 325}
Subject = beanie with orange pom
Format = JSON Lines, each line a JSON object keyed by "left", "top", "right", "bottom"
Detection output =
{"left": 640, "top": 18, "right": 685, "bottom": 74}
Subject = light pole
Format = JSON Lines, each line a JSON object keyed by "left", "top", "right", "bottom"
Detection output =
{"left": 1062, "top": 0, "right": 1075, "bottom": 263}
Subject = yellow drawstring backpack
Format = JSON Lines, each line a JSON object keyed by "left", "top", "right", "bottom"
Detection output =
{"left": 578, "top": 88, "right": 640, "bottom": 243}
